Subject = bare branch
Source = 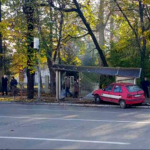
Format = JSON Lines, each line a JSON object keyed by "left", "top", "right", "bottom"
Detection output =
{"left": 47, "top": 0, "right": 77, "bottom": 12}
{"left": 40, "top": 3, "right": 49, "bottom": 7}
{"left": 104, "top": 11, "right": 111, "bottom": 28}
{"left": 63, "top": 33, "right": 89, "bottom": 42}
{"left": 145, "top": 5, "right": 150, "bottom": 30}
{"left": 89, "top": 48, "right": 97, "bottom": 53}
{"left": 53, "top": 3, "right": 64, "bottom": 62}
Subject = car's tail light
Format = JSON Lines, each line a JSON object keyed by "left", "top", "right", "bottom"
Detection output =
{"left": 127, "top": 94, "right": 132, "bottom": 98}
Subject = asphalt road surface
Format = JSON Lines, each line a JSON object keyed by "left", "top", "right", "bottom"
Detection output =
{"left": 0, "top": 103, "right": 150, "bottom": 149}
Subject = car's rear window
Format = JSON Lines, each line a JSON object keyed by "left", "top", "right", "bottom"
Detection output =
{"left": 126, "top": 85, "right": 142, "bottom": 92}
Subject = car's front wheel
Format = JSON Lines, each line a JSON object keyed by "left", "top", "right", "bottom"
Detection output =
{"left": 119, "top": 100, "right": 126, "bottom": 109}
{"left": 94, "top": 95, "right": 101, "bottom": 104}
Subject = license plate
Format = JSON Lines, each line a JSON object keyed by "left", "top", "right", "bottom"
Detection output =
{"left": 134, "top": 95, "right": 141, "bottom": 97}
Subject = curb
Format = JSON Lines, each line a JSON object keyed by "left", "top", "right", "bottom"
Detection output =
{"left": 0, "top": 101, "right": 150, "bottom": 109}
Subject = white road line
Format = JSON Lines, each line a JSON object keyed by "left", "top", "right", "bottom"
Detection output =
{"left": 17, "top": 108, "right": 120, "bottom": 114}
{"left": 0, "top": 136, "right": 130, "bottom": 145}
{"left": 0, "top": 115, "right": 150, "bottom": 124}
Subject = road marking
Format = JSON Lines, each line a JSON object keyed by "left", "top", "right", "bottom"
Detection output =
{"left": 0, "top": 136, "right": 130, "bottom": 145}
{"left": 17, "top": 108, "right": 120, "bottom": 114}
{"left": 0, "top": 115, "right": 150, "bottom": 124}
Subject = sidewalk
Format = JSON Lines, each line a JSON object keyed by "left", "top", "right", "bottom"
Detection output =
{"left": 0, "top": 95, "right": 150, "bottom": 109}
{"left": 145, "top": 98, "right": 150, "bottom": 103}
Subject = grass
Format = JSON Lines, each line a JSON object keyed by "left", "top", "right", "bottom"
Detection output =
{"left": 0, "top": 95, "right": 55, "bottom": 103}
{"left": 21, "top": 85, "right": 45, "bottom": 89}
{"left": 0, "top": 97, "right": 19, "bottom": 102}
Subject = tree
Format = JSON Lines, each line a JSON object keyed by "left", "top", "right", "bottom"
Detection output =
{"left": 61, "top": 41, "right": 81, "bottom": 65}
{"left": 48, "top": 0, "right": 108, "bottom": 67}
{"left": 114, "top": 0, "right": 150, "bottom": 78}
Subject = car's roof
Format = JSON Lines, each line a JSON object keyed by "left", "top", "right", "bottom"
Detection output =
{"left": 111, "top": 82, "right": 134, "bottom": 86}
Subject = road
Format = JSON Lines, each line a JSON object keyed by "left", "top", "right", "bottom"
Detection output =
{"left": 0, "top": 103, "right": 150, "bottom": 149}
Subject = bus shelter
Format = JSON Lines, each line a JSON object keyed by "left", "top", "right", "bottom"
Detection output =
{"left": 51, "top": 64, "right": 142, "bottom": 101}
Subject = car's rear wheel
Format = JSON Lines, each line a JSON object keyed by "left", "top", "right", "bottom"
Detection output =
{"left": 119, "top": 100, "right": 126, "bottom": 109}
{"left": 94, "top": 95, "right": 101, "bottom": 104}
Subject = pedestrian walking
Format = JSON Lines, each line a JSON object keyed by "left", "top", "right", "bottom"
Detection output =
{"left": 73, "top": 79, "right": 79, "bottom": 98}
{"left": 10, "top": 76, "right": 18, "bottom": 96}
{"left": 141, "top": 77, "right": 150, "bottom": 98}
{"left": 65, "top": 76, "right": 73, "bottom": 97}
{"left": 1, "top": 75, "right": 8, "bottom": 96}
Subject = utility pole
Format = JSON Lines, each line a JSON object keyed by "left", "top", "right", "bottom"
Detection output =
{"left": 34, "top": 37, "right": 40, "bottom": 101}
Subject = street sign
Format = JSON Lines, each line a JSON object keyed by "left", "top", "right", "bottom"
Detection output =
{"left": 19, "top": 69, "right": 24, "bottom": 84}
{"left": 19, "top": 69, "right": 24, "bottom": 101}
{"left": 34, "top": 37, "right": 39, "bottom": 49}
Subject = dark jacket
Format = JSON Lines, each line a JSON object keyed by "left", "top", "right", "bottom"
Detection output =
{"left": 74, "top": 81, "right": 79, "bottom": 92}
{"left": 10, "top": 79, "right": 18, "bottom": 87}
{"left": 2, "top": 77, "right": 8, "bottom": 87}
{"left": 141, "top": 80, "right": 150, "bottom": 90}
{"left": 65, "top": 78, "right": 70, "bottom": 88}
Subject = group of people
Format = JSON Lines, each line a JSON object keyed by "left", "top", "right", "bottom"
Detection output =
{"left": 1, "top": 75, "right": 18, "bottom": 96}
{"left": 64, "top": 76, "right": 79, "bottom": 98}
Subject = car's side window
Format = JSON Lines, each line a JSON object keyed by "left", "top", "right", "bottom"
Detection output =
{"left": 104, "top": 84, "right": 114, "bottom": 92}
{"left": 113, "top": 85, "right": 122, "bottom": 93}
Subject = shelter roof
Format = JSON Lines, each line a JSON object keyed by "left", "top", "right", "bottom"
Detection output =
{"left": 52, "top": 64, "right": 141, "bottom": 78}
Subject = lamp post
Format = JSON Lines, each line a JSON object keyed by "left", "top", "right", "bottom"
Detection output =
{"left": 34, "top": 37, "right": 41, "bottom": 101}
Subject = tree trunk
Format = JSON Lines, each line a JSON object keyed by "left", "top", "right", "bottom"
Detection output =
{"left": 47, "top": 55, "right": 56, "bottom": 95}
{"left": 47, "top": 5, "right": 56, "bottom": 96}
{"left": 110, "top": 0, "right": 114, "bottom": 48}
{"left": 98, "top": 0, "right": 106, "bottom": 88}
{"left": 40, "top": 74, "right": 43, "bottom": 89}
{"left": 50, "top": 68, "right": 56, "bottom": 96}
{"left": 27, "top": 69, "right": 35, "bottom": 99}
{"left": 53, "top": 11, "right": 63, "bottom": 64}
{"left": 23, "top": 0, "right": 35, "bottom": 99}
{"left": 98, "top": 0, "right": 105, "bottom": 47}
{"left": 139, "top": 0, "right": 146, "bottom": 78}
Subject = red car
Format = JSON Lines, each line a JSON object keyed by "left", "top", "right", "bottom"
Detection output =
{"left": 92, "top": 82, "right": 145, "bottom": 108}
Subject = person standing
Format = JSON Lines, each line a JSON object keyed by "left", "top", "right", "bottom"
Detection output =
{"left": 73, "top": 79, "right": 79, "bottom": 98}
{"left": 10, "top": 76, "right": 18, "bottom": 96}
{"left": 141, "top": 77, "right": 150, "bottom": 98}
{"left": 65, "top": 76, "right": 72, "bottom": 97}
{"left": 1, "top": 75, "right": 8, "bottom": 96}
